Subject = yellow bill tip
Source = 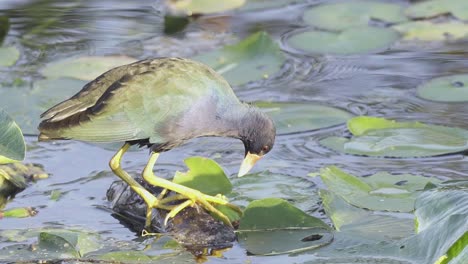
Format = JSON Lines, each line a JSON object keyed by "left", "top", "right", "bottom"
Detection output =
{"left": 238, "top": 152, "right": 262, "bottom": 177}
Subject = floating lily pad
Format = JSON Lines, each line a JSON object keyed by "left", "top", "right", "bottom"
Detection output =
{"left": 41, "top": 55, "right": 137, "bottom": 80}
{"left": 166, "top": 0, "right": 245, "bottom": 16}
{"left": 320, "top": 190, "right": 414, "bottom": 239}
{"left": 319, "top": 166, "right": 440, "bottom": 212}
{"left": 405, "top": 0, "right": 468, "bottom": 21}
{"left": 0, "top": 109, "right": 25, "bottom": 164}
{"left": 393, "top": 21, "right": 468, "bottom": 41}
{"left": 173, "top": 156, "right": 232, "bottom": 196}
{"left": 287, "top": 27, "right": 400, "bottom": 55}
{"left": 0, "top": 46, "right": 20, "bottom": 67}
{"left": 256, "top": 102, "right": 353, "bottom": 134}
{"left": 98, "top": 251, "right": 152, "bottom": 262}
{"left": 239, "top": 0, "right": 298, "bottom": 11}
{"left": 303, "top": 1, "right": 408, "bottom": 31}
{"left": 238, "top": 198, "right": 332, "bottom": 255}
{"left": 194, "top": 31, "right": 285, "bottom": 86}
{"left": 417, "top": 74, "right": 468, "bottom": 102}
{"left": 0, "top": 78, "right": 87, "bottom": 134}
{"left": 320, "top": 116, "right": 468, "bottom": 157}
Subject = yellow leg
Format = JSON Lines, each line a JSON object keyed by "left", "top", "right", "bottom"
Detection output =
{"left": 142, "top": 152, "right": 242, "bottom": 227}
{"left": 109, "top": 143, "right": 172, "bottom": 228}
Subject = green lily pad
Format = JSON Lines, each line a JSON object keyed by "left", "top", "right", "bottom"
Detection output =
{"left": 319, "top": 166, "right": 439, "bottom": 212}
{"left": 194, "top": 31, "right": 285, "bottom": 86}
{"left": 0, "top": 78, "right": 87, "bottom": 134}
{"left": 0, "top": 109, "right": 25, "bottom": 164}
{"left": 238, "top": 198, "right": 332, "bottom": 255}
{"left": 320, "top": 190, "right": 414, "bottom": 239}
{"left": 405, "top": 0, "right": 468, "bottom": 21}
{"left": 0, "top": 46, "right": 20, "bottom": 67}
{"left": 303, "top": 1, "right": 408, "bottom": 31}
{"left": 38, "top": 230, "right": 101, "bottom": 258}
{"left": 256, "top": 102, "right": 353, "bottom": 134}
{"left": 41, "top": 55, "right": 137, "bottom": 80}
{"left": 98, "top": 251, "right": 152, "bottom": 262}
{"left": 0, "top": 207, "right": 36, "bottom": 218}
{"left": 417, "top": 74, "right": 468, "bottom": 102}
{"left": 320, "top": 116, "right": 468, "bottom": 157}
{"left": 287, "top": 27, "right": 400, "bottom": 55}
{"left": 239, "top": 0, "right": 298, "bottom": 11}
{"left": 173, "top": 156, "right": 232, "bottom": 196}
{"left": 166, "top": 0, "right": 245, "bottom": 15}
{"left": 393, "top": 21, "right": 468, "bottom": 41}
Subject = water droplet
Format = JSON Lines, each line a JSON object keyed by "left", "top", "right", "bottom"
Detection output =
{"left": 451, "top": 81, "right": 464, "bottom": 88}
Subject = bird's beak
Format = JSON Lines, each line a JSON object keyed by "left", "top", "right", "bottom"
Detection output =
{"left": 238, "top": 152, "right": 262, "bottom": 177}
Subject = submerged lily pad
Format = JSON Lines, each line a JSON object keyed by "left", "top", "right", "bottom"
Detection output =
{"left": 287, "top": 27, "right": 399, "bottom": 55}
{"left": 0, "top": 78, "right": 87, "bottom": 134}
{"left": 320, "top": 116, "right": 468, "bottom": 157}
{"left": 0, "top": 109, "right": 25, "bottom": 164}
{"left": 0, "top": 46, "right": 20, "bottom": 67}
{"left": 194, "top": 31, "right": 285, "bottom": 86}
{"left": 238, "top": 198, "right": 332, "bottom": 255}
{"left": 405, "top": 0, "right": 468, "bottom": 21}
{"left": 173, "top": 156, "right": 232, "bottom": 196}
{"left": 41, "top": 55, "right": 137, "bottom": 80}
{"left": 319, "top": 166, "right": 439, "bottom": 212}
{"left": 303, "top": 1, "right": 407, "bottom": 31}
{"left": 393, "top": 21, "right": 468, "bottom": 41}
{"left": 166, "top": 0, "right": 245, "bottom": 15}
{"left": 256, "top": 102, "right": 353, "bottom": 134}
{"left": 417, "top": 74, "right": 468, "bottom": 102}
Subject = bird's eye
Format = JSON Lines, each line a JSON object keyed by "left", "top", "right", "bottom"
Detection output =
{"left": 262, "top": 145, "right": 270, "bottom": 152}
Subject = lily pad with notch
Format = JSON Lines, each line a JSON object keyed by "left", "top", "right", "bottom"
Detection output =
{"left": 393, "top": 21, "right": 468, "bottom": 41}
{"left": 193, "top": 31, "right": 286, "bottom": 86}
{"left": 417, "top": 74, "right": 468, "bottom": 102}
{"left": 238, "top": 198, "right": 332, "bottom": 255}
{"left": 320, "top": 116, "right": 468, "bottom": 157}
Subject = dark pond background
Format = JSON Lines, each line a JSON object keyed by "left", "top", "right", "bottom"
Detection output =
{"left": 0, "top": 0, "right": 467, "bottom": 263}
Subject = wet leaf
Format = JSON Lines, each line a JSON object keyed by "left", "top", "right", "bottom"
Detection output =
{"left": 239, "top": 0, "right": 298, "bottom": 11}
{"left": 287, "top": 27, "right": 399, "bottom": 55}
{"left": 173, "top": 156, "right": 232, "bottom": 196}
{"left": 238, "top": 198, "right": 332, "bottom": 255}
{"left": 1, "top": 207, "right": 36, "bottom": 218}
{"left": 41, "top": 55, "right": 137, "bottom": 80}
{"left": 0, "top": 46, "right": 20, "bottom": 67}
{"left": 320, "top": 116, "right": 468, "bottom": 157}
{"left": 194, "top": 31, "right": 285, "bottom": 86}
{"left": 164, "top": 15, "right": 189, "bottom": 34}
{"left": 320, "top": 190, "right": 414, "bottom": 239}
{"left": 303, "top": 1, "right": 407, "bottom": 31}
{"left": 0, "top": 78, "right": 87, "bottom": 134}
{"left": 98, "top": 251, "right": 152, "bottom": 262}
{"left": 405, "top": 0, "right": 468, "bottom": 21}
{"left": 393, "top": 21, "right": 468, "bottom": 41}
{"left": 37, "top": 229, "right": 102, "bottom": 258}
{"left": 319, "top": 166, "right": 440, "bottom": 212}
{"left": 417, "top": 74, "right": 468, "bottom": 102}
{"left": 256, "top": 102, "right": 353, "bottom": 134}
{"left": 0, "top": 109, "right": 25, "bottom": 164}
{"left": 166, "top": 0, "right": 245, "bottom": 16}
{"left": 0, "top": 16, "right": 10, "bottom": 45}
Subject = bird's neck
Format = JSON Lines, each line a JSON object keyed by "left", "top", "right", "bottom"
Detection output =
{"left": 217, "top": 103, "right": 261, "bottom": 140}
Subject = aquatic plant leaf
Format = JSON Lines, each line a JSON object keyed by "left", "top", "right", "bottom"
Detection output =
{"left": 0, "top": 78, "right": 87, "bottom": 134}
{"left": 0, "top": 109, "right": 25, "bottom": 164}
{"left": 166, "top": 0, "right": 245, "bottom": 16}
{"left": 239, "top": 0, "right": 298, "bottom": 11}
{"left": 0, "top": 16, "right": 10, "bottom": 45}
{"left": 256, "top": 102, "right": 353, "bottom": 134}
{"left": 417, "top": 74, "right": 468, "bottom": 102}
{"left": 287, "top": 27, "right": 399, "bottom": 55}
{"left": 173, "top": 156, "right": 232, "bottom": 196}
{"left": 405, "top": 0, "right": 468, "bottom": 20}
{"left": 320, "top": 116, "right": 468, "bottom": 157}
{"left": 194, "top": 31, "right": 286, "bottom": 86}
{"left": 393, "top": 21, "right": 468, "bottom": 41}
{"left": 38, "top": 229, "right": 102, "bottom": 258}
{"left": 0, "top": 46, "right": 19, "bottom": 67}
{"left": 303, "top": 1, "right": 407, "bottom": 31}
{"left": 238, "top": 198, "right": 332, "bottom": 255}
{"left": 41, "top": 55, "right": 137, "bottom": 80}
{"left": 98, "top": 251, "right": 152, "bottom": 262}
{"left": 0, "top": 207, "right": 35, "bottom": 218}
{"left": 319, "top": 166, "right": 439, "bottom": 212}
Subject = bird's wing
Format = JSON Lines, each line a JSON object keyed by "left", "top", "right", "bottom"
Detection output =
{"left": 39, "top": 59, "right": 214, "bottom": 143}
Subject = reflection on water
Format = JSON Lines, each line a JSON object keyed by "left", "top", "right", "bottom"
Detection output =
{"left": 1, "top": 0, "right": 468, "bottom": 262}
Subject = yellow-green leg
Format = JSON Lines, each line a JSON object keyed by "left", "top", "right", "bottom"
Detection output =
{"left": 109, "top": 143, "right": 173, "bottom": 229}
{"left": 142, "top": 152, "right": 242, "bottom": 227}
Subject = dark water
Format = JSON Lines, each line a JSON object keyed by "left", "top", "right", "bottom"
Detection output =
{"left": 1, "top": 0, "right": 468, "bottom": 263}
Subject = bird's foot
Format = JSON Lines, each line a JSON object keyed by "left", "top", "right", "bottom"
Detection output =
{"left": 157, "top": 189, "right": 243, "bottom": 227}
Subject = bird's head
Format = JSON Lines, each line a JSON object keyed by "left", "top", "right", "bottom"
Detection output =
{"left": 238, "top": 109, "right": 276, "bottom": 177}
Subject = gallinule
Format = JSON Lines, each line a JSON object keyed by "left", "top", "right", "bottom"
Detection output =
{"left": 38, "top": 57, "right": 276, "bottom": 228}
